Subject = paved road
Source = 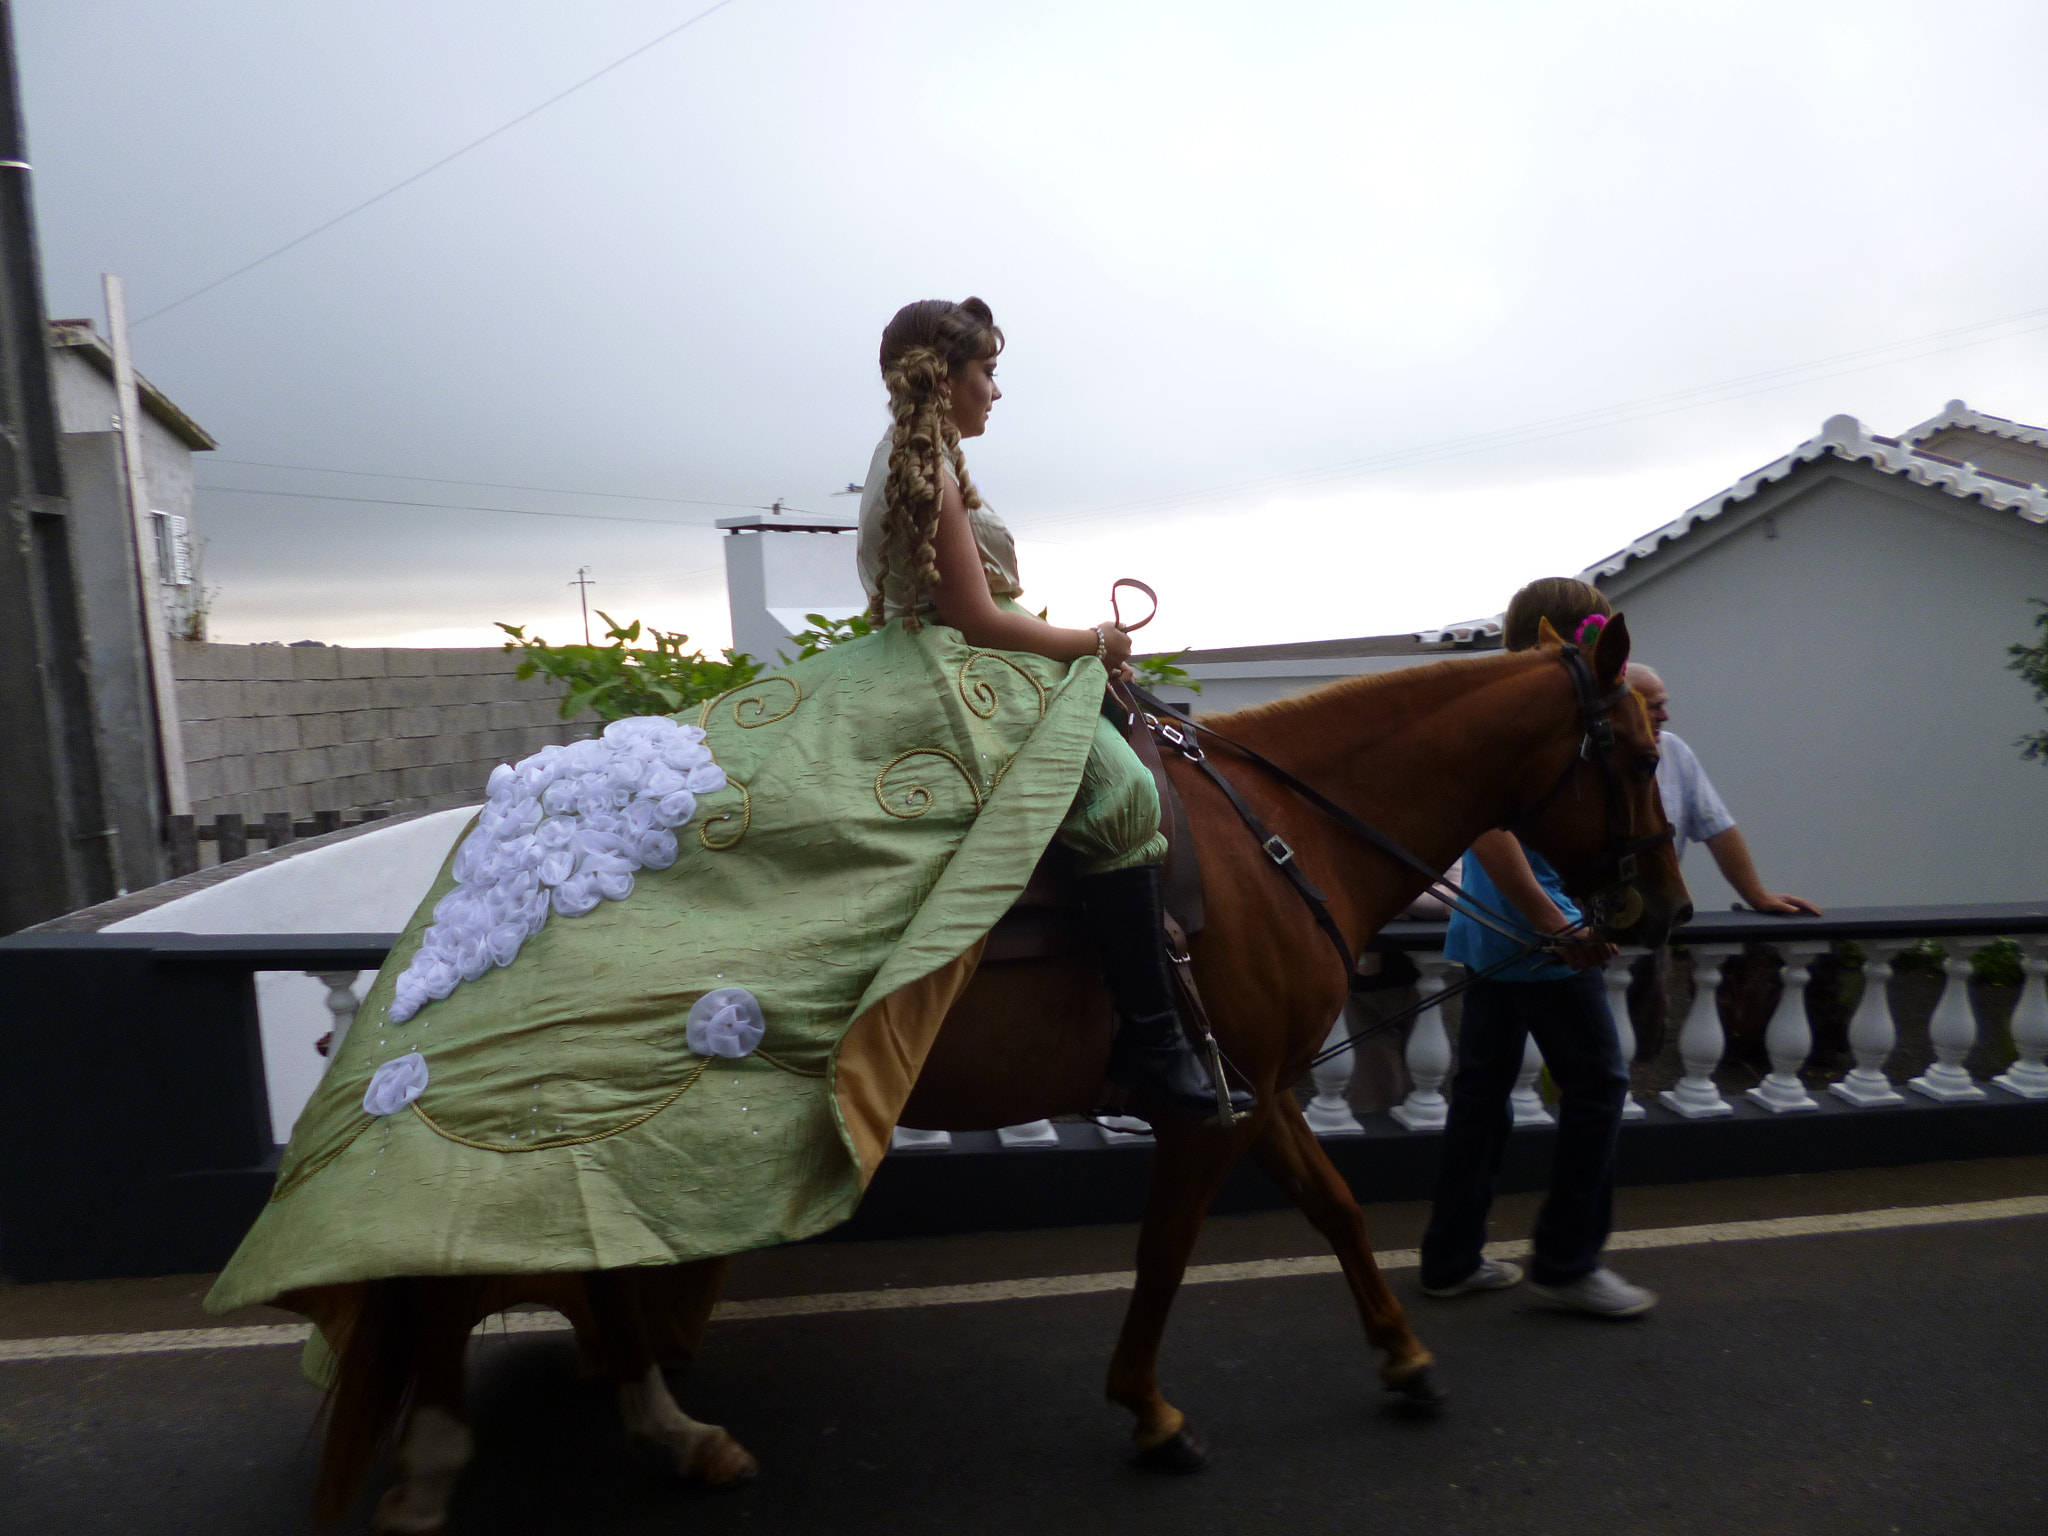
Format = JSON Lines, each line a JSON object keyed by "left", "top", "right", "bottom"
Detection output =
{"left": 4, "top": 1158, "right": 2045, "bottom": 1536}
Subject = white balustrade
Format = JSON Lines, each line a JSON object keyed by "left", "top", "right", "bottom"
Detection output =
{"left": 1601, "top": 951, "right": 1645, "bottom": 1121}
{"left": 1747, "top": 943, "right": 1823, "bottom": 1114}
{"left": 1831, "top": 945, "right": 1905, "bottom": 1107}
{"left": 889, "top": 1126, "right": 953, "bottom": 1151}
{"left": 1509, "top": 1033, "right": 1554, "bottom": 1127}
{"left": 996, "top": 1119, "right": 1061, "bottom": 1149}
{"left": 1304, "top": 1009, "right": 1365, "bottom": 1135}
{"left": 1391, "top": 955, "right": 1452, "bottom": 1132}
{"left": 1993, "top": 940, "right": 2048, "bottom": 1100}
{"left": 1660, "top": 944, "right": 1737, "bottom": 1119}
{"left": 1909, "top": 953, "right": 1987, "bottom": 1102}
{"left": 307, "top": 970, "right": 364, "bottom": 1068}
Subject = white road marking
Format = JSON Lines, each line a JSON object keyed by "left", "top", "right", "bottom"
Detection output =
{"left": 4, "top": 1194, "right": 2042, "bottom": 1365}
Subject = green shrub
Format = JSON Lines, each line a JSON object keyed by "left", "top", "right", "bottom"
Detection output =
{"left": 1131, "top": 648, "right": 1202, "bottom": 695}
{"left": 777, "top": 611, "right": 874, "bottom": 662}
{"left": 498, "top": 612, "right": 760, "bottom": 722}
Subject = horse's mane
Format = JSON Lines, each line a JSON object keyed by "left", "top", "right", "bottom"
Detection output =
{"left": 1203, "top": 647, "right": 1534, "bottom": 738}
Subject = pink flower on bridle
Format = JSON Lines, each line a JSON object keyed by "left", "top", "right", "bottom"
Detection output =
{"left": 1573, "top": 614, "right": 1609, "bottom": 647}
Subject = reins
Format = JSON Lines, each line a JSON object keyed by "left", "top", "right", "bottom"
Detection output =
{"left": 1115, "top": 641, "right": 1657, "bottom": 1073}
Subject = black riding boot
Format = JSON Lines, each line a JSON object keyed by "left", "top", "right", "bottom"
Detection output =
{"left": 1080, "top": 864, "right": 1255, "bottom": 1124}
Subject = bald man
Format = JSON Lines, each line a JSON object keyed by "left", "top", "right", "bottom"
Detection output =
{"left": 1628, "top": 664, "right": 1821, "bottom": 917}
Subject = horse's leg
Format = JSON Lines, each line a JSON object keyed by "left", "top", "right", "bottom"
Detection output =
{"left": 1248, "top": 1092, "right": 1443, "bottom": 1405}
{"left": 587, "top": 1262, "right": 758, "bottom": 1487}
{"left": 1105, "top": 1117, "right": 1251, "bottom": 1471}
{"left": 373, "top": 1278, "right": 481, "bottom": 1536}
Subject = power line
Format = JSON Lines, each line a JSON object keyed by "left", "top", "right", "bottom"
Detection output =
{"left": 1019, "top": 302, "right": 2048, "bottom": 530}
{"left": 133, "top": 0, "right": 743, "bottom": 325}
{"left": 194, "top": 482, "right": 727, "bottom": 528}
{"left": 208, "top": 456, "right": 767, "bottom": 510}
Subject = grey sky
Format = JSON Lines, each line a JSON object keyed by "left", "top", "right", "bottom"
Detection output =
{"left": 19, "top": 0, "right": 2048, "bottom": 654}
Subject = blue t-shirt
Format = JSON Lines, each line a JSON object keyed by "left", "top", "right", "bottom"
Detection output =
{"left": 1444, "top": 841, "right": 1580, "bottom": 983}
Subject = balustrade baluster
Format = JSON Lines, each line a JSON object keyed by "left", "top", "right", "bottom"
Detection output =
{"left": 1909, "top": 952, "right": 1987, "bottom": 1102}
{"left": 1660, "top": 944, "right": 1737, "bottom": 1118}
{"left": 889, "top": 1126, "right": 953, "bottom": 1151}
{"left": 1391, "top": 955, "right": 1452, "bottom": 1132}
{"left": 1093, "top": 1114, "right": 1155, "bottom": 1145}
{"left": 1304, "top": 1009, "right": 1365, "bottom": 1135}
{"left": 1509, "top": 1033, "right": 1554, "bottom": 1127}
{"left": 307, "top": 970, "right": 364, "bottom": 1065}
{"left": 1602, "top": 951, "right": 1645, "bottom": 1121}
{"left": 1993, "top": 940, "right": 2048, "bottom": 1100}
{"left": 214, "top": 812, "right": 246, "bottom": 863}
{"left": 1831, "top": 944, "right": 1904, "bottom": 1106}
{"left": 1747, "top": 943, "right": 1823, "bottom": 1114}
{"left": 996, "top": 1119, "right": 1061, "bottom": 1148}
{"left": 263, "top": 811, "right": 295, "bottom": 850}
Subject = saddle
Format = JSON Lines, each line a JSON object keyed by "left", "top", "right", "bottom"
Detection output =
{"left": 980, "top": 684, "right": 1206, "bottom": 964}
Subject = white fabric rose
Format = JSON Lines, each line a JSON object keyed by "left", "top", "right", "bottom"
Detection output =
{"left": 363, "top": 1052, "right": 429, "bottom": 1116}
{"left": 385, "top": 716, "right": 723, "bottom": 1021}
{"left": 686, "top": 987, "right": 766, "bottom": 1058}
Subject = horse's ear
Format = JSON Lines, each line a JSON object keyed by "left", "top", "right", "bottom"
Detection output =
{"left": 1594, "top": 612, "right": 1631, "bottom": 687}
{"left": 1534, "top": 616, "right": 1565, "bottom": 650}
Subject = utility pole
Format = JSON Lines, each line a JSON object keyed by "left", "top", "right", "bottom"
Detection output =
{"left": 0, "top": 0, "right": 116, "bottom": 929}
{"left": 570, "top": 565, "right": 595, "bottom": 644}
{"left": 103, "top": 273, "right": 187, "bottom": 814}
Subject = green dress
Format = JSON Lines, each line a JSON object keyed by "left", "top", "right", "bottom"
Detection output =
{"left": 208, "top": 619, "right": 1107, "bottom": 1316}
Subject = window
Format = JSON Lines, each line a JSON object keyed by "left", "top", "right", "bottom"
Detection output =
{"left": 150, "top": 510, "right": 193, "bottom": 585}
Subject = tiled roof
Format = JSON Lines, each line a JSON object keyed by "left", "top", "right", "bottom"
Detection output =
{"left": 1580, "top": 410, "right": 2048, "bottom": 584}
{"left": 1899, "top": 398, "right": 2048, "bottom": 454}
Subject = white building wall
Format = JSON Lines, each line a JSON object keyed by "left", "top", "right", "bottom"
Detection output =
{"left": 1602, "top": 468, "right": 2048, "bottom": 909}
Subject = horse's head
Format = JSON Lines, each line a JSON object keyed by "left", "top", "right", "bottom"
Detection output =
{"left": 1507, "top": 614, "right": 1691, "bottom": 947}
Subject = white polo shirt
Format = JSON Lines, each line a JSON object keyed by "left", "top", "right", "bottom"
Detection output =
{"left": 1656, "top": 731, "right": 1736, "bottom": 863}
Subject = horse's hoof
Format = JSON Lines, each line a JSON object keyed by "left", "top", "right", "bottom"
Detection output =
{"left": 1385, "top": 1366, "right": 1448, "bottom": 1410}
{"left": 690, "top": 1430, "right": 760, "bottom": 1489}
{"left": 1132, "top": 1427, "right": 1208, "bottom": 1474}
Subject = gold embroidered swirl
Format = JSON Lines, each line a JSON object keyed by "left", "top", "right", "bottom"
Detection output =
{"left": 724, "top": 674, "right": 801, "bottom": 729}
{"left": 874, "top": 747, "right": 983, "bottom": 820}
{"left": 699, "top": 780, "right": 752, "bottom": 851}
{"left": 957, "top": 651, "right": 1047, "bottom": 720}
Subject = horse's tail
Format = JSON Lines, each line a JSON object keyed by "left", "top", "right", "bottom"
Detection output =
{"left": 314, "top": 1278, "right": 419, "bottom": 1524}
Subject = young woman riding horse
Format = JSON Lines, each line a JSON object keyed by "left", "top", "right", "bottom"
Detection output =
{"left": 259, "top": 300, "right": 1688, "bottom": 1531}
{"left": 857, "top": 296, "right": 1247, "bottom": 1124}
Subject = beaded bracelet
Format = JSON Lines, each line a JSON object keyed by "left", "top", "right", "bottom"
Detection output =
{"left": 1092, "top": 623, "right": 1110, "bottom": 662}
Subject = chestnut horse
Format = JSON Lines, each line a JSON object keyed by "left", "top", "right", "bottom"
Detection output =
{"left": 322, "top": 617, "right": 1688, "bottom": 1532}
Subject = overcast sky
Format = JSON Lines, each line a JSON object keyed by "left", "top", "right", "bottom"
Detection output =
{"left": 18, "top": 0, "right": 2048, "bottom": 655}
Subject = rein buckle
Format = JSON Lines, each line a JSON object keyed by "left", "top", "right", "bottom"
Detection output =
{"left": 1155, "top": 720, "right": 1203, "bottom": 761}
{"left": 1262, "top": 834, "right": 1296, "bottom": 867}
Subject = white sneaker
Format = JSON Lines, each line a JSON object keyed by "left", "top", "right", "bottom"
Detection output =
{"left": 1530, "top": 1266, "right": 1657, "bottom": 1317}
{"left": 1420, "top": 1258, "right": 1524, "bottom": 1298}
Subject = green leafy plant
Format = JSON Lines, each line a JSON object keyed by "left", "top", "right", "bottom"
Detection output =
{"left": 2010, "top": 599, "right": 2048, "bottom": 762}
{"left": 1131, "top": 648, "right": 1202, "bottom": 695}
{"left": 1837, "top": 935, "right": 2022, "bottom": 987}
{"left": 777, "top": 611, "right": 874, "bottom": 663}
{"left": 497, "top": 612, "right": 760, "bottom": 722}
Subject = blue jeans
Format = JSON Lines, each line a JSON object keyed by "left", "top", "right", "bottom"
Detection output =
{"left": 1419, "top": 972, "right": 1629, "bottom": 1289}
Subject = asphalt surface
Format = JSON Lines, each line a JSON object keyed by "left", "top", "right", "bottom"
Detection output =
{"left": 3, "top": 1157, "right": 2045, "bottom": 1536}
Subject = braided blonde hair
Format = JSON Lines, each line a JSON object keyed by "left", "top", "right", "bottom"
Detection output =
{"left": 869, "top": 298, "right": 1003, "bottom": 629}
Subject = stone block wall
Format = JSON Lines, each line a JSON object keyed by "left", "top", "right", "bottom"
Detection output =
{"left": 172, "top": 642, "right": 594, "bottom": 822}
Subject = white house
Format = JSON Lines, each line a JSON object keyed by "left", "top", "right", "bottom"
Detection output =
{"left": 1581, "top": 402, "right": 2048, "bottom": 910}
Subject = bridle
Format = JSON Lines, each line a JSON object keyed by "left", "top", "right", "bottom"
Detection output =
{"left": 1498, "top": 642, "right": 1673, "bottom": 934}
{"left": 1120, "top": 640, "right": 1665, "bottom": 980}
{"left": 1117, "top": 641, "right": 1669, "bottom": 1074}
